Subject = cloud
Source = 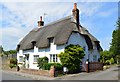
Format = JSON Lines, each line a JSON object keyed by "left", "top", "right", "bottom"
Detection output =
{"left": 98, "top": 8, "right": 117, "bottom": 17}
{"left": 1, "top": 2, "right": 117, "bottom": 50}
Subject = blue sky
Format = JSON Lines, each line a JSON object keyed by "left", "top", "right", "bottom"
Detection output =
{"left": 0, "top": 0, "right": 119, "bottom": 51}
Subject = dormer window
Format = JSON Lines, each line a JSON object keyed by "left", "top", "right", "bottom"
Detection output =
{"left": 48, "top": 37, "right": 54, "bottom": 45}
{"left": 32, "top": 41, "right": 36, "bottom": 46}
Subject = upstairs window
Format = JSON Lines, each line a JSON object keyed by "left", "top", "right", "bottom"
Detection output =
{"left": 48, "top": 37, "right": 54, "bottom": 45}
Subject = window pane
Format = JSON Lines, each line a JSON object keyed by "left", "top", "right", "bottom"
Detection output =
{"left": 34, "top": 55, "right": 39, "bottom": 62}
{"left": 56, "top": 54, "right": 57, "bottom": 62}
{"left": 53, "top": 54, "right": 55, "bottom": 62}
{"left": 19, "top": 56, "right": 23, "bottom": 62}
{"left": 93, "top": 55, "right": 97, "bottom": 62}
{"left": 50, "top": 54, "right": 52, "bottom": 62}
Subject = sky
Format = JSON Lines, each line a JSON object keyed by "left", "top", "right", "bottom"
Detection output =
{"left": 0, "top": 0, "right": 119, "bottom": 51}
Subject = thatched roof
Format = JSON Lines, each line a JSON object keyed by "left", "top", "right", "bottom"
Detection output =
{"left": 17, "top": 16, "right": 102, "bottom": 51}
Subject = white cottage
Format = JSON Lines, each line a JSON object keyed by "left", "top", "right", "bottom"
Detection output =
{"left": 17, "top": 3, "right": 102, "bottom": 69}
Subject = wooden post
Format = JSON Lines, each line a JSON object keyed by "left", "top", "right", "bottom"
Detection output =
{"left": 86, "top": 61, "right": 89, "bottom": 73}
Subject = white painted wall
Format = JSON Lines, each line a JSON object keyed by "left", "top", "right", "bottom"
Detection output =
{"left": 17, "top": 32, "right": 100, "bottom": 69}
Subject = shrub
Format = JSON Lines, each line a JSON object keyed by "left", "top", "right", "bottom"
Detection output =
{"left": 43, "top": 63, "right": 63, "bottom": 70}
{"left": 9, "top": 58, "right": 17, "bottom": 69}
{"left": 58, "top": 44, "right": 85, "bottom": 73}
{"left": 10, "top": 58, "right": 17, "bottom": 65}
{"left": 37, "top": 56, "right": 48, "bottom": 69}
{"left": 110, "top": 58, "right": 115, "bottom": 64}
{"left": 9, "top": 64, "right": 16, "bottom": 69}
{"left": 105, "top": 60, "right": 110, "bottom": 65}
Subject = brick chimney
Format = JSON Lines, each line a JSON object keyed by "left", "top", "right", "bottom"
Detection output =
{"left": 38, "top": 16, "right": 44, "bottom": 27}
{"left": 72, "top": 3, "right": 79, "bottom": 25}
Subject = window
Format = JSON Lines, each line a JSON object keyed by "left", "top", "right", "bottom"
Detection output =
{"left": 83, "top": 46, "right": 86, "bottom": 51}
{"left": 50, "top": 54, "right": 57, "bottom": 62}
{"left": 50, "top": 54, "right": 52, "bottom": 62}
{"left": 19, "top": 56, "right": 23, "bottom": 62}
{"left": 33, "top": 55, "right": 39, "bottom": 62}
{"left": 93, "top": 55, "right": 97, "bottom": 62}
{"left": 48, "top": 37, "right": 54, "bottom": 45}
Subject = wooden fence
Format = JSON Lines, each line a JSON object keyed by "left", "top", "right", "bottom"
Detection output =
{"left": 89, "top": 62, "right": 103, "bottom": 72}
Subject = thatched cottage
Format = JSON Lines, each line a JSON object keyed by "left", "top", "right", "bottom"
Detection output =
{"left": 17, "top": 3, "right": 102, "bottom": 69}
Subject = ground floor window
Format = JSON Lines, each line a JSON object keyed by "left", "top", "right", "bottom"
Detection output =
{"left": 33, "top": 55, "right": 39, "bottom": 62}
{"left": 19, "top": 56, "right": 23, "bottom": 62}
{"left": 50, "top": 54, "right": 57, "bottom": 62}
{"left": 93, "top": 55, "right": 97, "bottom": 62}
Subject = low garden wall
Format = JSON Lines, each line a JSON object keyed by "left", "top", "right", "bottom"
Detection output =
{"left": 89, "top": 62, "right": 103, "bottom": 72}
{"left": 20, "top": 68, "right": 50, "bottom": 76}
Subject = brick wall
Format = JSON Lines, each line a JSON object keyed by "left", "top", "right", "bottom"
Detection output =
{"left": 20, "top": 68, "right": 50, "bottom": 76}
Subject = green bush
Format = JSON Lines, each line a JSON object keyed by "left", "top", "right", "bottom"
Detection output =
{"left": 105, "top": 60, "right": 110, "bottom": 65}
{"left": 9, "top": 58, "right": 17, "bottom": 69}
{"left": 37, "top": 56, "right": 48, "bottom": 69}
{"left": 10, "top": 58, "right": 17, "bottom": 65}
{"left": 43, "top": 63, "right": 63, "bottom": 70}
{"left": 58, "top": 44, "right": 85, "bottom": 73}
{"left": 9, "top": 64, "right": 16, "bottom": 69}
{"left": 110, "top": 58, "right": 114, "bottom": 64}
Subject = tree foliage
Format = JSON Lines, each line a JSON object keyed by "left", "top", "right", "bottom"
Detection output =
{"left": 100, "top": 50, "right": 113, "bottom": 64}
{"left": 4, "top": 50, "right": 17, "bottom": 55}
{"left": 110, "top": 18, "right": 120, "bottom": 63}
{"left": 58, "top": 44, "right": 85, "bottom": 73}
{"left": 0, "top": 46, "right": 4, "bottom": 56}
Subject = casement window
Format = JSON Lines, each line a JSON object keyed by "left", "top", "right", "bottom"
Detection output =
{"left": 19, "top": 56, "right": 23, "bottom": 62}
{"left": 93, "top": 55, "right": 97, "bottom": 62}
{"left": 50, "top": 54, "right": 57, "bottom": 62}
{"left": 33, "top": 55, "right": 39, "bottom": 62}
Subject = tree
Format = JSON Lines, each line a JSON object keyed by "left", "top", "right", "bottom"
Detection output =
{"left": 58, "top": 44, "right": 85, "bottom": 73}
{"left": 4, "top": 50, "right": 17, "bottom": 56}
{"left": 0, "top": 45, "right": 4, "bottom": 56}
{"left": 100, "top": 50, "right": 113, "bottom": 64}
{"left": 110, "top": 18, "right": 120, "bottom": 63}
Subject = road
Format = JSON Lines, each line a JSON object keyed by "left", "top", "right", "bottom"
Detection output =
{"left": 2, "top": 71, "right": 33, "bottom": 80}
{"left": 55, "top": 65, "right": 119, "bottom": 80}
{"left": 1, "top": 65, "right": 119, "bottom": 80}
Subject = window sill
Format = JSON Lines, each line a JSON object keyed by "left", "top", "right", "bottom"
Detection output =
{"left": 33, "top": 62, "right": 38, "bottom": 64}
{"left": 18, "top": 62, "right": 23, "bottom": 64}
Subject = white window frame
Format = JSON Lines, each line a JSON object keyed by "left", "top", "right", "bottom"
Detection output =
{"left": 33, "top": 55, "right": 39, "bottom": 63}
{"left": 19, "top": 56, "right": 23, "bottom": 62}
{"left": 50, "top": 54, "right": 57, "bottom": 62}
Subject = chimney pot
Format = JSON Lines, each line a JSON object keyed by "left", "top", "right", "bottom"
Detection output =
{"left": 74, "top": 3, "right": 77, "bottom": 10}
{"left": 40, "top": 16, "right": 42, "bottom": 21}
{"left": 38, "top": 16, "right": 44, "bottom": 27}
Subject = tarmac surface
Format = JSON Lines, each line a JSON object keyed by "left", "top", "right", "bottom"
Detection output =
{"left": 1, "top": 65, "right": 119, "bottom": 80}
